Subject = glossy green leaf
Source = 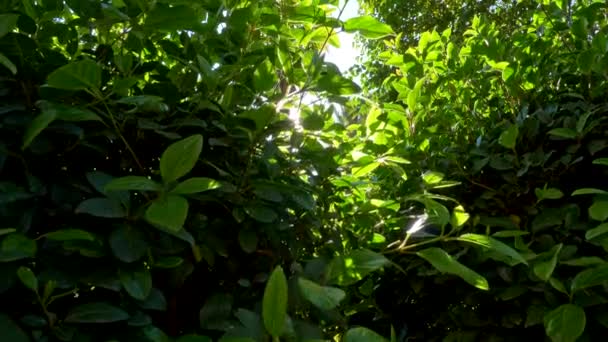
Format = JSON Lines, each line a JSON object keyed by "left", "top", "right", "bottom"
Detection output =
{"left": 65, "top": 302, "right": 129, "bottom": 323}
{"left": 457, "top": 233, "right": 527, "bottom": 265}
{"left": 119, "top": 267, "right": 152, "bottom": 300}
{"left": 533, "top": 244, "right": 562, "bottom": 282}
{"left": 145, "top": 195, "right": 189, "bottom": 232}
{"left": 262, "top": 266, "right": 287, "bottom": 338}
{"left": 47, "top": 59, "right": 101, "bottom": 90}
{"left": 498, "top": 124, "right": 518, "bottom": 149}
{"left": 571, "top": 264, "right": 608, "bottom": 292}
{"left": 544, "top": 304, "right": 585, "bottom": 342}
{"left": 22, "top": 111, "right": 56, "bottom": 149}
{"left": 44, "top": 229, "right": 95, "bottom": 241}
{"left": 160, "top": 135, "right": 203, "bottom": 183}
{"left": 535, "top": 188, "right": 564, "bottom": 201}
{"left": 298, "top": 277, "right": 345, "bottom": 310}
{"left": 170, "top": 177, "right": 221, "bottom": 195}
{"left": 38, "top": 102, "right": 102, "bottom": 122}
{"left": 589, "top": 200, "right": 608, "bottom": 221}
{"left": 105, "top": 176, "right": 162, "bottom": 192}
{"left": 417, "top": 247, "right": 489, "bottom": 290}
{"left": 17, "top": 266, "right": 37, "bottom": 291}
{"left": 344, "top": 327, "right": 387, "bottom": 342}
{"left": 343, "top": 16, "right": 394, "bottom": 39}
{"left": 75, "top": 198, "right": 126, "bottom": 218}
{"left": 422, "top": 171, "right": 444, "bottom": 184}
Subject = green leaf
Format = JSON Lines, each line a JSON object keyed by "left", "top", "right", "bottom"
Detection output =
{"left": 352, "top": 162, "right": 380, "bottom": 177}
{"left": 0, "top": 228, "right": 16, "bottom": 236}
{"left": 109, "top": 226, "right": 148, "bottom": 263}
{"left": 105, "top": 176, "right": 162, "bottom": 192}
{"left": 0, "top": 313, "right": 29, "bottom": 342}
{"left": 417, "top": 247, "right": 489, "bottom": 290}
{"left": 75, "top": 198, "right": 126, "bottom": 218}
{"left": 492, "top": 230, "right": 529, "bottom": 238}
{"left": 344, "top": 327, "right": 387, "bottom": 342}
{"left": 589, "top": 200, "right": 608, "bottom": 221}
{"left": 449, "top": 205, "right": 470, "bottom": 229}
{"left": 47, "top": 60, "right": 102, "bottom": 91}
{"left": 457, "top": 233, "right": 527, "bottom": 265}
{"left": 498, "top": 124, "right": 518, "bottom": 149}
{"left": 177, "top": 335, "right": 212, "bottom": 342}
{"left": 315, "top": 73, "right": 361, "bottom": 95}
{"left": 0, "top": 53, "right": 16, "bottom": 75}
{"left": 44, "top": 229, "right": 95, "bottom": 241}
{"left": 0, "top": 14, "right": 19, "bottom": 38}
{"left": 65, "top": 302, "right": 129, "bottom": 323}
{"left": 343, "top": 16, "right": 394, "bottom": 39}
{"left": 253, "top": 58, "right": 275, "bottom": 92}
{"left": 144, "top": 4, "right": 202, "bottom": 32}
{"left": 17, "top": 266, "right": 37, "bottom": 291}
{"left": 535, "top": 188, "right": 564, "bottom": 201}
{"left": 327, "top": 249, "right": 391, "bottom": 286}
{"left": 170, "top": 177, "right": 221, "bottom": 195}
{"left": 422, "top": 171, "right": 444, "bottom": 184}
{"left": 561, "top": 257, "right": 605, "bottom": 267}
{"left": 160, "top": 135, "right": 203, "bottom": 183}
{"left": 544, "top": 304, "right": 586, "bottom": 342}
{"left": 533, "top": 244, "right": 562, "bottom": 282}
{"left": 154, "top": 256, "right": 184, "bottom": 269}
{"left": 572, "top": 188, "right": 608, "bottom": 196}
{"left": 502, "top": 66, "right": 515, "bottom": 81}
{"left": 38, "top": 102, "right": 102, "bottom": 122}
{"left": 548, "top": 128, "right": 577, "bottom": 139}
{"left": 0, "top": 234, "right": 36, "bottom": 262}
{"left": 592, "top": 158, "right": 608, "bottom": 166}
{"left": 263, "top": 266, "right": 288, "bottom": 338}
{"left": 549, "top": 277, "right": 568, "bottom": 295}
{"left": 244, "top": 205, "right": 278, "bottom": 223}
{"left": 586, "top": 223, "right": 608, "bottom": 240}
{"left": 22, "top": 111, "right": 56, "bottom": 149}
{"left": 138, "top": 288, "right": 167, "bottom": 311}
{"left": 238, "top": 230, "right": 258, "bottom": 254}
{"left": 571, "top": 264, "right": 608, "bottom": 292}
{"left": 298, "top": 277, "right": 345, "bottom": 310}
{"left": 119, "top": 267, "right": 152, "bottom": 300}
{"left": 145, "top": 195, "right": 189, "bottom": 232}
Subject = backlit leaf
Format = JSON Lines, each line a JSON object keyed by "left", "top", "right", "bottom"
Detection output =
{"left": 160, "top": 135, "right": 203, "bottom": 183}
{"left": 170, "top": 177, "right": 221, "bottom": 195}
{"left": 344, "top": 16, "right": 394, "bottom": 39}
{"left": 417, "top": 247, "right": 489, "bottom": 290}
{"left": 498, "top": 124, "right": 518, "bottom": 149}
{"left": 457, "top": 233, "right": 527, "bottom": 265}
{"left": 263, "top": 266, "right": 287, "bottom": 338}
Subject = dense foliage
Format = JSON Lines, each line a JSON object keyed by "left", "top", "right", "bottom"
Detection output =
{"left": 1, "top": 0, "right": 607, "bottom": 341}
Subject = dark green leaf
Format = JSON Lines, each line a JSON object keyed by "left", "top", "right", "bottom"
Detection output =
{"left": 571, "top": 264, "right": 608, "bottom": 292}
{"left": 145, "top": 195, "right": 189, "bottom": 232}
{"left": 457, "top": 233, "right": 527, "bottom": 265}
{"left": 160, "top": 135, "right": 203, "bottom": 183}
{"left": 0, "top": 14, "right": 19, "bottom": 38}
{"left": 343, "top": 16, "right": 394, "bottom": 39}
{"left": 65, "top": 302, "right": 129, "bottom": 323}
{"left": 548, "top": 128, "right": 577, "bottom": 139}
{"left": 170, "top": 177, "right": 221, "bottom": 195}
{"left": 589, "top": 200, "right": 608, "bottom": 221}
{"left": 586, "top": 223, "right": 608, "bottom": 240}
{"left": 298, "top": 277, "right": 345, "bottom": 310}
{"left": 47, "top": 60, "right": 101, "bottom": 90}
{"left": 417, "top": 247, "right": 489, "bottom": 290}
{"left": 0, "top": 53, "right": 16, "bottom": 75}
{"left": 109, "top": 226, "right": 148, "bottom": 263}
{"left": 75, "top": 198, "right": 126, "bottom": 218}
{"left": 0, "top": 234, "right": 36, "bottom": 262}
{"left": 17, "top": 266, "right": 37, "bottom": 291}
{"left": 244, "top": 205, "right": 277, "bottom": 223}
{"left": 119, "top": 267, "right": 152, "bottom": 300}
{"left": 138, "top": 288, "right": 167, "bottom": 311}
{"left": 263, "top": 266, "right": 288, "bottom": 338}
{"left": 44, "top": 229, "right": 95, "bottom": 241}
{"left": 561, "top": 257, "right": 605, "bottom": 267}
{"left": 544, "top": 304, "right": 585, "bottom": 342}
{"left": 144, "top": 5, "right": 202, "bottom": 32}
{"left": 22, "top": 111, "right": 56, "bottom": 149}
{"left": 533, "top": 244, "right": 562, "bottom": 282}
{"left": 0, "top": 313, "right": 29, "bottom": 342}
{"left": 105, "top": 176, "right": 162, "bottom": 192}
{"left": 498, "top": 124, "right": 518, "bottom": 149}
{"left": 344, "top": 327, "right": 387, "bottom": 342}
{"left": 177, "top": 335, "right": 212, "bottom": 342}
{"left": 238, "top": 229, "right": 258, "bottom": 254}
